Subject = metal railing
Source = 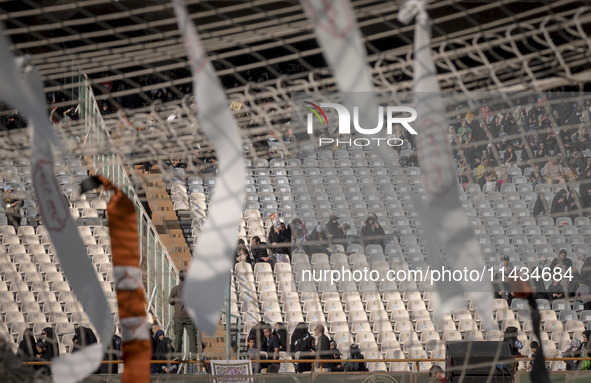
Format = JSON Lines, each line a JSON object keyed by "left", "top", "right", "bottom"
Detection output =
{"left": 79, "top": 74, "right": 178, "bottom": 330}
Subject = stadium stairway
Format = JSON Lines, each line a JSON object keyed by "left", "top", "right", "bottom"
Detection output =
{"left": 137, "top": 170, "right": 192, "bottom": 269}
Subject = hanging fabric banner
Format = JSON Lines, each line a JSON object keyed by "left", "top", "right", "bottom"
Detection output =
{"left": 398, "top": 0, "right": 496, "bottom": 329}
{"left": 0, "top": 23, "right": 113, "bottom": 383}
{"left": 172, "top": 0, "right": 246, "bottom": 335}
{"left": 81, "top": 176, "right": 151, "bottom": 382}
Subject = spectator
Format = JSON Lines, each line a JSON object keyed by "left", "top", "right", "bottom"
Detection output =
{"left": 575, "top": 280, "right": 591, "bottom": 310}
{"left": 532, "top": 256, "right": 550, "bottom": 300}
{"left": 251, "top": 236, "right": 273, "bottom": 266}
{"left": 544, "top": 157, "right": 566, "bottom": 186}
{"left": 533, "top": 193, "right": 549, "bottom": 218}
{"left": 99, "top": 73, "right": 113, "bottom": 94}
{"left": 152, "top": 330, "right": 176, "bottom": 374}
{"left": 36, "top": 341, "right": 48, "bottom": 373}
{"left": 429, "top": 365, "right": 446, "bottom": 381}
{"left": 248, "top": 320, "right": 268, "bottom": 352}
{"left": 360, "top": 213, "right": 385, "bottom": 250}
{"left": 566, "top": 190, "right": 583, "bottom": 220}
{"left": 41, "top": 327, "right": 59, "bottom": 361}
{"left": 246, "top": 336, "right": 261, "bottom": 373}
{"left": 235, "top": 248, "right": 253, "bottom": 269}
{"left": 577, "top": 252, "right": 587, "bottom": 273}
{"left": 273, "top": 322, "right": 289, "bottom": 353}
{"left": 268, "top": 221, "right": 291, "bottom": 256}
{"left": 71, "top": 326, "right": 98, "bottom": 353}
{"left": 168, "top": 270, "right": 197, "bottom": 356}
{"left": 524, "top": 341, "right": 538, "bottom": 371}
{"left": 503, "top": 145, "right": 517, "bottom": 165}
{"left": 551, "top": 189, "right": 569, "bottom": 219}
{"left": 326, "top": 341, "right": 344, "bottom": 372}
{"left": 476, "top": 158, "right": 491, "bottom": 181}
{"left": 563, "top": 339, "right": 583, "bottom": 370}
{"left": 564, "top": 331, "right": 591, "bottom": 370}
{"left": 550, "top": 249, "right": 573, "bottom": 272}
{"left": 289, "top": 322, "right": 309, "bottom": 357}
{"left": 4, "top": 185, "right": 23, "bottom": 230}
{"left": 263, "top": 325, "right": 280, "bottom": 373}
{"left": 566, "top": 163, "right": 579, "bottom": 182}
{"left": 579, "top": 175, "right": 591, "bottom": 210}
{"left": 528, "top": 164, "right": 544, "bottom": 189}
{"left": 17, "top": 329, "right": 40, "bottom": 362}
{"left": 324, "top": 215, "right": 348, "bottom": 241}
{"left": 313, "top": 325, "right": 331, "bottom": 362}
{"left": 498, "top": 255, "right": 514, "bottom": 277}
{"left": 295, "top": 332, "right": 315, "bottom": 373}
{"left": 289, "top": 218, "right": 311, "bottom": 254}
{"left": 547, "top": 279, "right": 566, "bottom": 303}
{"left": 458, "top": 120, "right": 472, "bottom": 143}
{"left": 345, "top": 344, "right": 367, "bottom": 372}
{"left": 497, "top": 165, "right": 510, "bottom": 190}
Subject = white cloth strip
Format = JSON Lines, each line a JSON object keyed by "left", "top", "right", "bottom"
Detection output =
{"left": 114, "top": 266, "right": 144, "bottom": 291}
{"left": 120, "top": 316, "right": 150, "bottom": 342}
{"left": 172, "top": 0, "right": 246, "bottom": 335}
{"left": 398, "top": 0, "right": 496, "bottom": 330}
{"left": 0, "top": 23, "right": 114, "bottom": 382}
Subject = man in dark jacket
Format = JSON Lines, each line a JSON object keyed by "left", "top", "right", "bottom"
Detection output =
{"left": 314, "top": 324, "right": 332, "bottom": 369}
{"left": 251, "top": 236, "right": 273, "bottom": 266}
{"left": 268, "top": 221, "right": 291, "bottom": 255}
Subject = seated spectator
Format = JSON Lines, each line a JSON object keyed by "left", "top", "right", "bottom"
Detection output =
{"left": 251, "top": 236, "right": 273, "bottom": 267}
{"left": 503, "top": 145, "right": 517, "bottom": 165}
{"left": 497, "top": 165, "right": 510, "bottom": 190}
{"left": 295, "top": 332, "right": 315, "bottom": 373}
{"left": 546, "top": 279, "right": 566, "bottom": 303}
{"left": 263, "top": 325, "right": 280, "bottom": 373}
{"left": 72, "top": 326, "right": 98, "bottom": 353}
{"left": 248, "top": 320, "right": 268, "bottom": 352}
{"left": 246, "top": 336, "right": 262, "bottom": 373}
{"left": 307, "top": 215, "right": 348, "bottom": 253}
{"left": 360, "top": 213, "right": 385, "bottom": 250}
{"left": 583, "top": 157, "right": 591, "bottom": 174}
{"left": 533, "top": 193, "right": 549, "bottom": 218}
{"left": 4, "top": 185, "right": 23, "bottom": 230}
{"left": 577, "top": 252, "right": 587, "bottom": 274}
{"left": 324, "top": 215, "right": 348, "bottom": 241}
{"left": 273, "top": 322, "right": 289, "bottom": 353}
{"left": 543, "top": 157, "right": 566, "bottom": 186}
{"left": 268, "top": 220, "right": 291, "bottom": 255}
{"left": 429, "top": 365, "right": 446, "bottom": 381}
{"left": 345, "top": 344, "right": 367, "bottom": 372}
{"left": 17, "top": 329, "right": 41, "bottom": 364}
{"left": 41, "top": 327, "right": 59, "bottom": 361}
{"left": 575, "top": 280, "right": 591, "bottom": 310}
{"left": 326, "top": 341, "right": 344, "bottom": 372}
{"left": 524, "top": 341, "right": 538, "bottom": 371}
{"left": 551, "top": 189, "right": 569, "bottom": 220}
{"left": 551, "top": 248, "right": 573, "bottom": 272}
{"left": 566, "top": 163, "right": 579, "bottom": 183}
{"left": 235, "top": 248, "right": 253, "bottom": 269}
{"left": 498, "top": 255, "right": 514, "bottom": 276}
{"left": 476, "top": 158, "right": 491, "bottom": 181}
{"left": 152, "top": 330, "right": 176, "bottom": 374}
{"left": 579, "top": 174, "right": 591, "bottom": 210}
{"left": 563, "top": 338, "right": 583, "bottom": 370}
{"left": 566, "top": 190, "right": 583, "bottom": 220}
{"left": 290, "top": 322, "right": 309, "bottom": 357}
